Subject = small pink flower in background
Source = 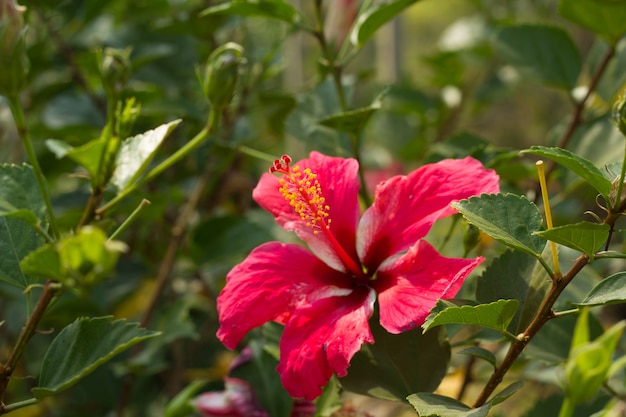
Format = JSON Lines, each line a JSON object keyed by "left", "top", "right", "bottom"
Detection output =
{"left": 217, "top": 151, "right": 499, "bottom": 400}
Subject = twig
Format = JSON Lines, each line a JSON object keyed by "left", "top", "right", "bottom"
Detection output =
{"left": 0, "top": 282, "right": 58, "bottom": 404}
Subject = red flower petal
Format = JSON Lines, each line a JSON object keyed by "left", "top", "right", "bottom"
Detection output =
{"left": 217, "top": 242, "right": 354, "bottom": 349}
{"left": 358, "top": 157, "right": 499, "bottom": 270}
{"left": 253, "top": 152, "right": 361, "bottom": 273}
{"left": 277, "top": 287, "right": 375, "bottom": 400}
{"left": 373, "top": 239, "right": 483, "bottom": 334}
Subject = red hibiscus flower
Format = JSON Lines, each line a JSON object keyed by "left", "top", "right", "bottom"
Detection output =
{"left": 216, "top": 151, "right": 500, "bottom": 400}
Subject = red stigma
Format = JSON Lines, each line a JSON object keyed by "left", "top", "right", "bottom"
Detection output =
{"left": 269, "top": 154, "right": 293, "bottom": 174}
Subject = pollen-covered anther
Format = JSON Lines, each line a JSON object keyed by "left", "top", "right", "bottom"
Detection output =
{"left": 271, "top": 157, "right": 331, "bottom": 233}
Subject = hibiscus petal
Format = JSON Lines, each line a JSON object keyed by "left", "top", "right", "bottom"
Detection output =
{"left": 253, "top": 152, "right": 361, "bottom": 273}
{"left": 277, "top": 287, "right": 375, "bottom": 400}
{"left": 216, "top": 242, "right": 353, "bottom": 349}
{"left": 373, "top": 239, "right": 483, "bottom": 334}
{"left": 357, "top": 157, "right": 499, "bottom": 270}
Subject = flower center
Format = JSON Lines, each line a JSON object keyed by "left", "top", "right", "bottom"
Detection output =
{"left": 270, "top": 155, "right": 366, "bottom": 279}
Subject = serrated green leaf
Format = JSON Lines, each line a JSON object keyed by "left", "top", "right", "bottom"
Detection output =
{"left": 453, "top": 193, "right": 546, "bottom": 256}
{"left": 423, "top": 299, "right": 519, "bottom": 335}
{"left": 458, "top": 347, "right": 497, "bottom": 368}
{"left": 534, "top": 222, "right": 609, "bottom": 258}
{"left": 200, "top": 0, "right": 304, "bottom": 26}
{"left": 340, "top": 314, "right": 449, "bottom": 401}
{"left": 521, "top": 146, "right": 612, "bottom": 197}
{"left": 476, "top": 250, "right": 552, "bottom": 333}
{"left": 578, "top": 272, "right": 626, "bottom": 306}
{"left": 0, "top": 164, "right": 47, "bottom": 288}
{"left": 559, "top": 0, "right": 626, "bottom": 43}
{"left": 350, "top": 0, "right": 421, "bottom": 47}
{"left": 111, "top": 119, "right": 181, "bottom": 190}
{"left": 408, "top": 381, "right": 523, "bottom": 417}
{"left": 32, "top": 316, "right": 160, "bottom": 399}
{"left": 492, "top": 24, "right": 581, "bottom": 90}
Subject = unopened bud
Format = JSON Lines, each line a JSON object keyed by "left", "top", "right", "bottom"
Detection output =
{"left": 97, "top": 47, "right": 132, "bottom": 100}
{"left": 0, "top": 0, "right": 28, "bottom": 95}
{"left": 612, "top": 89, "right": 626, "bottom": 137}
{"left": 201, "top": 42, "right": 245, "bottom": 109}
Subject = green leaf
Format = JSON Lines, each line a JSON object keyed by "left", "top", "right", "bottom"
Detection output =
{"left": 578, "top": 272, "right": 626, "bottom": 306}
{"left": 534, "top": 222, "right": 610, "bottom": 258}
{"left": 164, "top": 380, "right": 207, "bottom": 417}
{"left": 476, "top": 250, "right": 552, "bottom": 333}
{"left": 422, "top": 299, "right": 519, "bottom": 335}
{"left": 0, "top": 163, "right": 47, "bottom": 224}
{"left": 111, "top": 119, "right": 181, "bottom": 191}
{"left": 200, "top": 0, "right": 305, "bottom": 26}
{"left": 458, "top": 347, "right": 497, "bottom": 368}
{"left": 32, "top": 316, "right": 160, "bottom": 399}
{"left": 19, "top": 243, "right": 64, "bottom": 281}
{"left": 407, "top": 381, "right": 523, "bottom": 416}
{"left": 20, "top": 226, "right": 126, "bottom": 288}
{"left": 559, "top": 0, "right": 626, "bottom": 43}
{"left": 492, "top": 24, "right": 581, "bottom": 90}
{"left": 45, "top": 139, "right": 73, "bottom": 159}
{"left": 230, "top": 339, "right": 294, "bottom": 417}
{"left": 66, "top": 137, "right": 107, "bottom": 180}
{"left": 521, "top": 146, "right": 613, "bottom": 197}
{"left": 0, "top": 164, "right": 46, "bottom": 288}
{"left": 350, "top": 0, "right": 422, "bottom": 47}
{"left": 318, "top": 99, "right": 381, "bottom": 136}
{"left": 452, "top": 193, "right": 546, "bottom": 256}
{"left": 340, "top": 315, "right": 450, "bottom": 401}
{"left": 408, "top": 393, "right": 490, "bottom": 417}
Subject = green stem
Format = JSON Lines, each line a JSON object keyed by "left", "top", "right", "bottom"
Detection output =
{"left": 96, "top": 108, "right": 218, "bottom": 215}
{"left": 311, "top": 0, "right": 371, "bottom": 206}
{"left": 611, "top": 137, "right": 626, "bottom": 212}
{"left": 557, "top": 397, "right": 576, "bottom": 417}
{"left": 108, "top": 199, "right": 151, "bottom": 240}
{"left": 7, "top": 95, "right": 60, "bottom": 240}
{"left": 0, "top": 397, "right": 38, "bottom": 414}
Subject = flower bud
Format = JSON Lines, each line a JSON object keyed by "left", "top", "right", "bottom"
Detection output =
{"left": 612, "top": 89, "right": 626, "bottom": 137}
{"left": 0, "top": 0, "right": 28, "bottom": 95}
{"left": 97, "top": 47, "right": 132, "bottom": 100}
{"left": 201, "top": 42, "right": 245, "bottom": 109}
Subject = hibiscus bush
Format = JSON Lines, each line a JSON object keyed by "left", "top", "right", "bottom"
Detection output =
{"left": 2, "top": 0, "right": 626, "bottom": 416}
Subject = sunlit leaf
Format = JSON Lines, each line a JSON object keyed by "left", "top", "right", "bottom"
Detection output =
{"left": 534, "top": 222, "right": 609, "bottom": 258}
{"left": 453, "top": 193, "right": 546, "bottom": 256}
{"left": 111, "top": 119, "right": 181, "bottom": 191}
{"left": 578, "top": 272, "right": 626, "bottom": 306}
{"left": 423, "top": 299, "right": 519, "bottom": 335}
{"left": 200, "top": 0, "right": 305, "bottom": 26}
{"left": 559, "top": 0, "right": 626, "bottom": 43}
{"left": 340, "top": 314, "right": 449, "bottom": 401}
{"left": 350, "top": 0, "right": 422, "bottom": 47}
{"left": 32, "top": 316, "right": 160, "bottom": 399}
{"left": 20, "top": 227, "right": 126, "bottom": 288}
{"left": 521, "top": 146, "right": 612, "bottom": 197}
{"left": 492, "top": 24, "right": 581, "bottom": 90}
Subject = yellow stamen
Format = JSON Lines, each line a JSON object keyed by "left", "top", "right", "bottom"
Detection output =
{"left": 536, "top": 161, "right": 562, "bottom": 278}
{"left": 279, "top": 167, "right": 331, "bottom": 234}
